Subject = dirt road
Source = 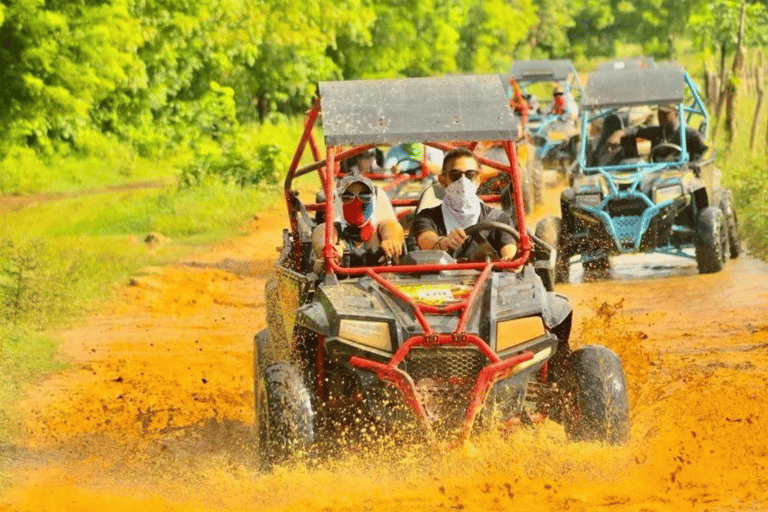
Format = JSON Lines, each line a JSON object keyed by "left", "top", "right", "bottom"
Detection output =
{"left": 2, "top": 192, "right": 768, "bottom": 511}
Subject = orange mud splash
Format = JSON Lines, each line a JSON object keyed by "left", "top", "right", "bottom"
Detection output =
{"left": 4, "top": 200, "right": 768, "bottom": 511}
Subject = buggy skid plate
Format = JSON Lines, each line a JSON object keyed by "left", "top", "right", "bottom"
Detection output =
{"left": 350, "top": 333, "right": 535, "bottom": 442}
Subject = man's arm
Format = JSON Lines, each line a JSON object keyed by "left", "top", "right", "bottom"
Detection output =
{"left": 377, "top": 219, "right": 404, "bottom": 258}
{"left": 411, "top": 209, "right": 467, "bottom": 251}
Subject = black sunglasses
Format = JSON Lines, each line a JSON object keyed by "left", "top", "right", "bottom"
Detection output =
{"left": 341, "top": 189, "right": 374, "bottom": 204}
{"left": 447, "top": 169, "right": 480, "bottom": 182}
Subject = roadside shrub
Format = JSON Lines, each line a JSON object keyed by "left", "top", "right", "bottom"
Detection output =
{"left": 179, "top": 136, "right": 284, "bottom": 188}
{"left": 0, "top": 237, "right": 82, "bottom": 327}
{"left": 729, "top": 158, "right": 768, "bottom": 260}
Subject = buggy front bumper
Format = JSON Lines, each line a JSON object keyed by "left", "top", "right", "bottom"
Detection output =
{"left": 349, "top": 332, "right": 555, "bottom": 441}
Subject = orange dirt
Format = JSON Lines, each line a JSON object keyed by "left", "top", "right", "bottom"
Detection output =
{"left": 3, "top": 187, "right": 768, "bottom": 511}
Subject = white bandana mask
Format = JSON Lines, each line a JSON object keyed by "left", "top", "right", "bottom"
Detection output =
{"left": 441, "top": 176, "right": 481, "bottom": 232}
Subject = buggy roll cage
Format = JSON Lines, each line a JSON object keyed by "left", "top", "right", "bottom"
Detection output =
{"left": 335, "top": 142, "right": 433, "bottom": 195}
{"left": 570, "top": 67, "right": 711, "bottom": 254}
{"left": 284, "top": 113, "right": 532, "bottom": 277}
{"left": 577, "top": 67, "right": 708, "bottom": 174}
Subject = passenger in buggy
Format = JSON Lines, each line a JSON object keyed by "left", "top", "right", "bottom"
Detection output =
{"left": 410, "top": 147, "right": 517, "bottom": 261}
{"left": 311, "top": 173, "right": 404, "bottom": 268}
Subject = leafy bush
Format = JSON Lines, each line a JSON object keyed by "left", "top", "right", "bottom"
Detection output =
{"left": 0, "top": 238, "right": 83, "bottom": 327}
{"left": 179, "top": 134, "right": 284, "bottom": 188}
{"left": 729, "top": 158, "right": 768, "bottom": 260}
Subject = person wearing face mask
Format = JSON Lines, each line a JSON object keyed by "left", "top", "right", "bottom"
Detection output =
{"left": 312, "top": 174, "right": 404, "bottom": 268}
{"left": 606, "top": 104, "right": 709, "bottom": 162}
{"left": 410, "top": 147, "right": 517, "bottom": 260}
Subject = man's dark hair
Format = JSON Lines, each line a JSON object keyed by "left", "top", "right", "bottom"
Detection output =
{"left": 441, "top": 147, "right": 479, "bottom": 174}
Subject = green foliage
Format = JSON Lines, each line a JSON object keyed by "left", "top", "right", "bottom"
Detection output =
{"left": 729, "top": 158, "right": 768, "bottom": 259}
{"left": 689, "top": 0, "right": 768, "bottom": 54}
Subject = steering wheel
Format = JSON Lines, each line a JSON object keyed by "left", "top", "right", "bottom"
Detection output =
{"left": 453, "top": 221, "right": 520, "bottom": 262}
{"left": 650, "top": 142, "right": 683, "bottom": 163}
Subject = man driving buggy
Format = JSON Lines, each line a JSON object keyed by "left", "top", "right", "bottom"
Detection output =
{"left": 606, "top": 104, "right": 709, "bottom": 162}
{"left": 312, "top": 174, "right": 404, "bottom": 268}
{"left": 411, "top": 147, "right": 517, "bottom": 260}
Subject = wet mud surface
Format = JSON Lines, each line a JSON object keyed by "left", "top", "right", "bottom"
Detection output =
{"left": 3, "top": 189, "right": 768, "bottom": 511}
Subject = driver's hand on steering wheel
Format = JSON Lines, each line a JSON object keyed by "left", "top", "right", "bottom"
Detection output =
{"left": 380, "top": 239, "right": 403, "bottom": 259}
{"left": 500, "top": 243, "right": 518, "bottom": 261}
{"left": 443, "top": 228, "right": 468, "bottom": 250}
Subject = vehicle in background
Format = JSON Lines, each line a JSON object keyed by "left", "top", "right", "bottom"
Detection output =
{"left": 537, "top": 63, "right": 740, "bottom": 283}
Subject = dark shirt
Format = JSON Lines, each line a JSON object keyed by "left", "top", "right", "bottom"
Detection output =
{"left": 625, "top": 123, "right": 709, "bottom": 162}
{"left": 410, "top": 203, "right": 516, "bottom": 255}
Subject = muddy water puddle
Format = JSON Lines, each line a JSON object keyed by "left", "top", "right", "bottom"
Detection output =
{"left": 3, "top": 205, "right": 768, "bottom": 511}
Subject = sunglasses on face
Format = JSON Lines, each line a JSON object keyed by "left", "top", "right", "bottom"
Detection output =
{"left": 341, "top": 189, "right": 374, "bottom": 204}
{"left": 447, "top": 169, "right": 480, "bottom": 182}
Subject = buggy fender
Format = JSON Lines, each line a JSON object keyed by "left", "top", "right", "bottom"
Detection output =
{"left": 543, "top": 292, "right": 571, "bottom": 330}
{"left": 295, "top": 302, "right": 331, "bottom": 337}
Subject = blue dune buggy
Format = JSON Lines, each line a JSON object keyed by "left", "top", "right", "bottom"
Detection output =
{"left": 508, "top": 60, "right": 583, "bottom": 183}
{"left": 536, "top": 63, "right": 740, "bottom": 283}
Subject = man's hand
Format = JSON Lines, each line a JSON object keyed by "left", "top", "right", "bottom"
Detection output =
{"left": 380, "top": 239, "right": 402, "bottom": 259}
{"left": 607, "top": 129, "right": 626, "bottom": 146}
{"left": 443, "top": 228, "right": 468, "bottom": 250}
{"left": 500, "top": 243, "right": 517, "bottom": 261}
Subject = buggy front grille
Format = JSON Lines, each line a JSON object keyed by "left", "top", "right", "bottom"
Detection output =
{"left": 405, "top": 347, "right": 487, "bottom": 431}
{"left": 613, "top": 215, "right": 642, "bottom": 244}
{"left": 406, "top": 347, "right": 486, "bottom": 381}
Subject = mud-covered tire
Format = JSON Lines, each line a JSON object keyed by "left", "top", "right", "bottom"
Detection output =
{"left": 719, "top": 190, "right": 741, "bottom": 259}
{"left": 254, "top": 359, "right": 314, "bottom": 469}
{"left": 535, "top": 216, "right": 569, "bottom": 284}
{"left": 562, "top": 346, "right": 629, "bottom": 445}
{"left": 695, "top": 206, "right": 729, "bottom": 274}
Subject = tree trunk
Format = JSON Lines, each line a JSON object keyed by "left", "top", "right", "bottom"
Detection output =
{"left": 712, "top": 43, "right": 729, "bottom": 140}
{"left": 750, "top": 67, "right": 764, "bottom": 152}
{"left": 725, "top": 1, "right": 747, "bottom": 147}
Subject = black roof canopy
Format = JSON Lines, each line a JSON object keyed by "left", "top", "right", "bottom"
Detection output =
{"left": 319, "top": 74, "right": 518, "bottom": 146}
{"left": 582, "top": 64, "right": 685, "bottom": 109}
{"left": 508, "top": 60, "right": 576, "bottom": 82}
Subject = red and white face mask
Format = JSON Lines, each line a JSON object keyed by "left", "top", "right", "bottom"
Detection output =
{"left": 340, "top": 187, "right": 376, "bottom": 241}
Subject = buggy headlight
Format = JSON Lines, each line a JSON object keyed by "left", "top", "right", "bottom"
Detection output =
{"left": 654, "top": 185, "right": 683, "bottom": 204}
{"left": 496, "top": 317, "right": 546, "bottom": 352}
{"left": 338, "top": 319, "right": 392, "bottom": 353}
{"left": 548, "top": 132, "right": 567, "bottom": 142}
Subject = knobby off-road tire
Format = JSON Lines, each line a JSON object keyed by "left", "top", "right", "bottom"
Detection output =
{"left": 254, "top": 331, "right": 314, "bottom": 469}
{"left": 695, "top": 206, "right": 729, "bottom": 274}
{"left": 562, "top": 346, "right": 629, "bottom": 445}
{"left": 535, "top": 216, "right": 570, "bottom": 284}
{"left": 719, "top": 190, "right": 741, "bottom": 259}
